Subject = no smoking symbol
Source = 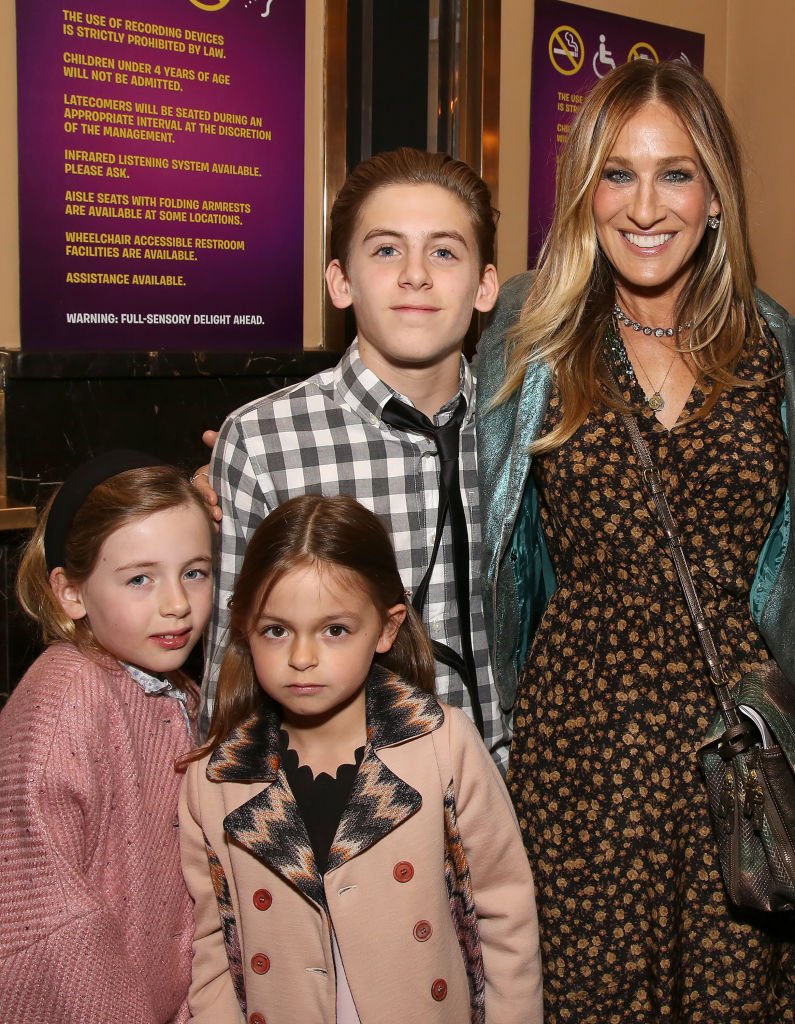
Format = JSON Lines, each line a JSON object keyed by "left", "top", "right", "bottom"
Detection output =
{"left": 548, "top": 25, "right": 585, "bottom": 76}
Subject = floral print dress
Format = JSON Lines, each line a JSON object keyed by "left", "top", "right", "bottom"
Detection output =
{"left": 508, "top": 324, "right": 793, "bottom": 1022}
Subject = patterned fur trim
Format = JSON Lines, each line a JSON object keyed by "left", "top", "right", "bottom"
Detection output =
{"left": 203, "top": 830, "right": 246, "bottom": 1013}
{"left": 443, "top": 781, "right": 485, "bottom": 1024}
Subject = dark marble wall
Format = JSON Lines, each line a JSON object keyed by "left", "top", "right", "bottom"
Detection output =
{"left": 0, "top": 348, "right": 339, "bottom": 705}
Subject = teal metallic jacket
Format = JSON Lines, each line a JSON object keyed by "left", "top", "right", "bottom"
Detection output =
{"left": 476, "top": 273, "right": 795, "bottom": 711}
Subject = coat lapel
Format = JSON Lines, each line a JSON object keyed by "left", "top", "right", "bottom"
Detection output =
{"left": 206, "top": 669, "right": 444, "bottom": 903}
{"left": 207, "top": 702, "right": 325, "bottom": 908}
{"left": 224, "top": 774, "right": 326, "bottom": 908}
{"left": 327, "top": 668, "right": 444, "bottom": 871}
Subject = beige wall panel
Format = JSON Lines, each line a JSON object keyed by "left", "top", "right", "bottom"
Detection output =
{"left": 727, "top": 0, "right": 795, "bottom": 311}
{"left": 303, "top": 1, "right": 326, "bottom": 349}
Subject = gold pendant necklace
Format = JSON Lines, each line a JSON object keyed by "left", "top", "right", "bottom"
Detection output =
{"left": 622, "top": 332, "right": 679, "bottom": 412}
{"left": 605, "top": 317, "right": 695, "bottom": 414}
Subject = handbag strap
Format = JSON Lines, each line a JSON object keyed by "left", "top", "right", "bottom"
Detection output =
{"left": 606, "top": 361, "right": 752, "bottom": 745}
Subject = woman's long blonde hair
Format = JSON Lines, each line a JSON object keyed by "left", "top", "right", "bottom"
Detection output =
{"left": 498, "top": 59, "right": 759, "bottom": 453}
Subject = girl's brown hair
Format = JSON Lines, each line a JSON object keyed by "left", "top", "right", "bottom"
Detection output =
{"left": 193, "top": 494, "right": 436, "bottom": 759}
{"left": 496, "top": 59, "right": 759, "bottom": 451}
{"left": 17, "top": 465, "right": 213, "bottom": 654}
{"left": 330, "top": 146, "right": 498, "bottom": 272}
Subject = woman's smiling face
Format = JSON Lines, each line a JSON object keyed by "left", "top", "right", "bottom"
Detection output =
{"left": 593, "top": 100, "right": 720, "bottom": 304}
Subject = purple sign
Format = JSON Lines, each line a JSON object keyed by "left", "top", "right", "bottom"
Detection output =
{"left": 17, "top": 0, "right": 305, "bottom": 350}
{"left": 528, "top": 0, "right": 704, "bottom": 265}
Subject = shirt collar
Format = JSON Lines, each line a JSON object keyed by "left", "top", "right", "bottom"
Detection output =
{"left": 120, "top": 661, "right": 193, "bottom": 736}
{"left": 121, "top": 661, "right": 183, "bottom": 698}
{"left": 334, "top": 339, "right": 474, "bottom": 429}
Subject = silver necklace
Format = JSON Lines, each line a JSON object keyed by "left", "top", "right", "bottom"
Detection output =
{"left": 612, "top": 302, "right": 693, "bottom": 338}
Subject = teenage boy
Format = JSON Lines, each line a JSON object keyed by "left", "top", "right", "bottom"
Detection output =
{"left": 202, "top": 148, "right": 509, "bottom": 766}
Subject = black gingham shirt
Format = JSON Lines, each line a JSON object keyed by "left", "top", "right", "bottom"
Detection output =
{"left": 202, "top": 341, "right": 509, "bottom": 769}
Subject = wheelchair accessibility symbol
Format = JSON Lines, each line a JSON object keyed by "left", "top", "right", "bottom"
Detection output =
{"left": 549, "top": 25, "right": 585, "bottom": 76}
{"left": 592, "top": 34, "right": 616, "bottom": 78}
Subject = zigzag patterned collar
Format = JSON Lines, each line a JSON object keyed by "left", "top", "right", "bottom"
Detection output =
{"left": 206, "top": 665, "right": 444, "bottom": 783}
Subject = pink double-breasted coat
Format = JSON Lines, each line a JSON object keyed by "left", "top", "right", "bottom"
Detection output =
{"left": 180, "top": 669, "right": 543, "bottom": 1023}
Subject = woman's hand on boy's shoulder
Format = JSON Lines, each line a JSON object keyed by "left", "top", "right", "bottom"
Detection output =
{"left": 191, "top": 429, "right": 222, "bottom": 527}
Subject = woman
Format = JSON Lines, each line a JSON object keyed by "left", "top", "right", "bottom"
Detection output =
{"left": 477, "top": 59, "right": 794, "bottom": 1022}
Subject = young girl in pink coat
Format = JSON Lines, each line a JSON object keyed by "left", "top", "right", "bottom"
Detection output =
{"left": 0, "top": 451, "right": 214, "bottom": 1024}
{"left": 180, "top": 494, "right": 543, "bottom": 1024}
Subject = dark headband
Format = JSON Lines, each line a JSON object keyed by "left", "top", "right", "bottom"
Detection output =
{"left": 44, "top": 449, "right": 167, "bottom": 573}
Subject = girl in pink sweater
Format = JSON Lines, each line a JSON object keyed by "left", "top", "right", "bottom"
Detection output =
{"left": 0, "top": 451, "right": 214, "bottom": 1024}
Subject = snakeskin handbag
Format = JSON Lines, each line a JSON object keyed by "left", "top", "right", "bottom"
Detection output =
{"left": 620, "top": 405, "right": 795, "bottom": 913}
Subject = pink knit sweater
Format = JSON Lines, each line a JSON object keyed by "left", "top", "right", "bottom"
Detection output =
{"left": 0, "top": 644, "right": 195, "bottom": 1024}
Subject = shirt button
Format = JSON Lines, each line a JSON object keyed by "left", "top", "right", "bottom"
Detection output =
{"left": 413, "top": 920, "right": 432, "bottom": 942}
{"left": 252, "top": 888, "right": 272, "bottom": 911}
{"left": 249, "top": 1014, "right": 266, "bottom": 1024}
{"left": 251, "top": 953, "right": 270, "bottom": 975}
{"left": 431, "top": 978, "right": 448, "bottom": 1001}
{"left": 393, "top": 861, "right": 414, "bottom": 883}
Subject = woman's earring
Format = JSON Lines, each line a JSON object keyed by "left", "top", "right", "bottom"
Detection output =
{"left": 707, "top": 214, "right": 721, "bottom": 230}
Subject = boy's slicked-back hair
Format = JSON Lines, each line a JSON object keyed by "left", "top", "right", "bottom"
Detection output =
{"left": 16, "top": 465, "right": 212, "bottom": 651}
{"left": 329, "top": 147, "right": 498, "bottom": 271}
{"left": 194, "top": 494, "right": 437, "bottom": 759}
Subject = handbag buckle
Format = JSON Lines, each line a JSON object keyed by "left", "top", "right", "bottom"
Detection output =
{"left": 717, "top": 719, "right": 760, "bottom": 761}
{"left": 641, "top": 466, "right": 663, "bottom": 494}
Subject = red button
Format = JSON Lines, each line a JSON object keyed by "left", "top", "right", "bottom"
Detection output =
{"left": 393, "top": 860, "right": 414, "bottom": 883}
{"left": 253, "top": 888, "right": 272, "bottom": 911}
{"left": 431, "top": 978, "right": 448, "bottom": 1001}
{"left": 249, "top": 1015, "right": 266, "bottom": 1024}
{"left": 413, "top": 919, "right": 432, "bottom": 941}
{"left": 251, "top": 953, "right": 270, "bottom": 975}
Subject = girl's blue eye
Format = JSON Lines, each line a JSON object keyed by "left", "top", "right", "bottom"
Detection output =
{"left": 127, "top": 574, "right": 148, "bottom": 587}
{"left": 376, "top": 244, "right": 398, "bottom": 257}
{"left": 183, "top": 567, "right": 208, "bottom": 581}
